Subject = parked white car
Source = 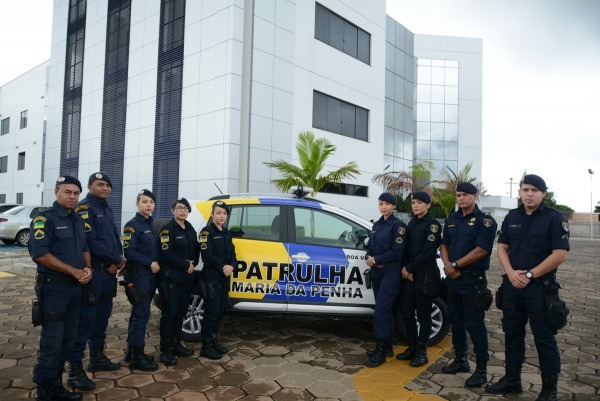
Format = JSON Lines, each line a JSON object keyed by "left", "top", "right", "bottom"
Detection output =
{"left": 0, "top": 205, "right": 50, "bottom": 246}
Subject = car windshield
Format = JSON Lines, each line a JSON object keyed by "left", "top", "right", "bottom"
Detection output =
{"left": 2, "top": 206, "right": 27, "bottom": 215}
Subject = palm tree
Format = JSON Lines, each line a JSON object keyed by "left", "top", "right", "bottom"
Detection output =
{"left": 264, "top": 131, "right": 360, "bottom": 196}
{"left": 371, "top": 161, "right": 435, "bottom": 195}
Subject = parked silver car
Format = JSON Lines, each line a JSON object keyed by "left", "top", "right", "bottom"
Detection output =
{"left": 0, "top": 205, "right": 50, "bottom": 246}
{"left": 0, "top": 203, "right": 21, "bottom": 214}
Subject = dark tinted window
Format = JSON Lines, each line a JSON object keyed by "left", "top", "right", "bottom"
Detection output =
{"left": 312, "top": 91, "right": 369, "bottom": 141}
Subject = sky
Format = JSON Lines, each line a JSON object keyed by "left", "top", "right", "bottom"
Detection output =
{"left": 0, "top": 1, "right": 599, "bottom": 211}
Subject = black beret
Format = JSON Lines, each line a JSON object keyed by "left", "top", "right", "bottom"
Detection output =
{"left": 88, "top": 172, "right": 112, "bottom": 187}
{"left": 172, "top": 197, "right": 191, "bottom": 212}
{"left": 138, "top": 189, "right": 155, "bottom": 201}
{"left": 212, "top": 200, "right": 229, "bottom": 213}
{"left": 412, "top": 191, "right": 432, "bottom": 204}
{"left": 378, "top": 192, "right": 397, "bottom": 205}
{"left": 456, "top": 182, "right": 478, "bottom": 194}
{"left": 520, "top": 174, "right": 547, "bottom": 192}
{"left": 56, "top": 175, "right": 82, "bottom": 192}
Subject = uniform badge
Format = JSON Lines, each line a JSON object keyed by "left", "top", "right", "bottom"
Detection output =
{"left": 79, "top": 211, "right": 89, "bottom": 219}
{"left": 161, "top": 235, "right": 169, "bottom": 243}
{"left": 396, "top": 237, "right": 403, "bottom": 244}
{"left": 33, "top": 219, "right": 45, "bottom": 230}
{"left": 57, "top": 177, "right": 66, "bottom": 183}
{"left": 84, "top": 222, "right": 92, "bottom": 232}
{"left": 430, "top": 224, "right": 438, "bottom": 233}
{"left": 483, "top": 218, "right": 492, "bottom": 228}
{"left": 123, "top": 233, "right": 131, "bottom": 241}
{"left": 469, "top": 217, "right": 476, "bottom": 222}
{"left": 34, "top": 229, "right": 45, "bottom": 240}
{"left": 162, "top": 243, "right": 169, "bottom": 250}
{"left": 200, "top": 243, "right": 207, "bottom": 250}
{"left": 124, "top": 226, "right": 135, "bottom": 233}
{"left": 561, "top": 222, "right": 569, "bottom": 232}
{"left": 95, "top": 173, "right": 103, "bottom": 179}
{"left": 398, "top": 227, "right": 406, "bottom": 235}
{"left": 427, "top": 234, "right": 435, "bottom": 242}
{"left": 123, "top": 241, "right": 129, "bottom": 248}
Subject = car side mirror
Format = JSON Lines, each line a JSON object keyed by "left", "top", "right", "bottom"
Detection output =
{"left": 230, "top": 227, "right": 244, "bottom": 237}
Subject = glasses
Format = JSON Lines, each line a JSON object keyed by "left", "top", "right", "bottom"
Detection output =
{"left": 174, "top": 207, "right": 189, "bottom": 212}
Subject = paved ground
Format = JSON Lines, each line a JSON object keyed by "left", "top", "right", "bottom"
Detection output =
{"left": 0, "top": 239, "right": 598, "bottom": 401}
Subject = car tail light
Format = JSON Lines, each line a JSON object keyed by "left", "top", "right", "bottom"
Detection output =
{"left": 0, "top": 218, "right": 8, "bottom": 222}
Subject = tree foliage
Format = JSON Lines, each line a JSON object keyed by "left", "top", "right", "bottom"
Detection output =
{"left": 264, "top": 131, "right": 360, "bottom": 196}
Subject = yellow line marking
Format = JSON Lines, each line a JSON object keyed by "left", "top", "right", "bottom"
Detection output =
{"left": 353, "top": 336, "right": 452, "bottom": 400}
{"left": 0, "top": 272, "right": 16, "bottom": 278}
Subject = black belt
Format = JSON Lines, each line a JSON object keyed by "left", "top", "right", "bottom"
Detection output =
{"left": 38, "top": 274, "right": 78, "bottom": 285}
{"left": 91, "top": 261, "right": 110, "bottom": 269}
{"left": 458, "top": 270, "right": 485, "bottom": 278}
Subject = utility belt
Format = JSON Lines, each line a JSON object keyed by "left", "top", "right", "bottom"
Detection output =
{"left": 91, "top": 260, "right": 110, "bottom": 270}
{"left": 446, "top": 270, "right": 492, "bottom": 311}
{"left": 32, "top": 273, "right": 78, "bottom": 326}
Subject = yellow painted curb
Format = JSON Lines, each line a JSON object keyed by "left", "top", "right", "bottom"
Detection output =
{"left": 0, "top": 272, "right": 15, "bottom": 278}
{"left": 353, "top": 336, "right": 452, "bottom": 401}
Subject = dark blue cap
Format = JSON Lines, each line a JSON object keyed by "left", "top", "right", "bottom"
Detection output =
{"left": 88, "top": 172, "right": 112, "bottom": 187}
{"left": 56, "top": 175, "right": 82, "bottom": 192}
{"left": 412, "top": 191, "right": 432, "bottom": 204}
{"left": 172, "top": 197, "right": 191, "bottom": 212}
{"left": 212, "top": 200, "right": 229, "bottom": 213}
{"left": 456, "top": 182, "right": 478, "bottom": 194}
{"left": 520, "top": 174, "right": 547, "bottom": 192}
{"left": 378, "top": 192, "right": 397, "bottom": 205}
{"left": 137, "top": 189, "right": 155, "bottom": 201}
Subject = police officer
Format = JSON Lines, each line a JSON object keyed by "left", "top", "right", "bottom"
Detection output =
{"left": 396, "top": 191, "right": 441, "bottom": 367}
{"left": 29, "top": 176, "right": 92, "bottom": 401}
{"left": 440, "top": 182, "right": 497, "bottom": 387}
{"left": 486, "top": 175, "right": 569, "bottom": 401}
{"left": 67, "top": 173, "right": 124, "bottom": 391}
{"left": 157, "top": 197, "right": 199, "bottom": 366}
{"left": 364, "top": 192, "right": 407, "bottom": 368}
{"left": 122, "top": 189, "right": 160, "bottom": 371}
{"left": 199, "top": 200, "right": 237, "bottom": 360}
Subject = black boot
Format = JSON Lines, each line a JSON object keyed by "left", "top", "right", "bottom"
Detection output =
{"left": 87, "top": 346, "right": 121, "bottom": 372}
{"left": 395, "top": 344, "right": 416, "bottom": 361}
{"left": 172, "top": 336, "right": 193, "bottom": 357}
{"left": 485, "top": 365, "right": 523, "bottom": 394}
{"left": 212, "top": 335, "right": 229, "bottom": 355}
{"left": 536, "top": 373, "right": 558, "bottom": 401}
{"left": 465, "top": 359, "right": 487, "bottom": 387}
{"left": 365, "top": 340, "right": 389, "bottom": 368}
{"left": 367, "top": 340, "right": 393, "bottom": 358}
{"left": 410, "top": 343, "right": 428, "bottom": 367}
{"left": 35, "top": 382, "right": 54, "bottom": 401}
{"left": 125, "top": 341, "right": 154, "bottom": 363}
{"left": 160, "top": 339, "right": 177, "bottom": 366}
{"left": 52, "top": 376, "right": 83, "bottom": 401}
{"left": 200, "top": 340, "right": 223, "bottom": 360}
{"left": 129, "top": 346, "right": 159, "bottom": 371}
{"left": 442, "top": 352, "right": 470, "bottom": 374}
{"left": 67, "top": 361, "right": 96, "bottom": 391}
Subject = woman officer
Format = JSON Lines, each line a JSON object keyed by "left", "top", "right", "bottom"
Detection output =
{"left": 365, "top": 192, "right": 407, "bottom": 368}
{"left": 157, "top": 197, "right": 199, "bottom": 366}
{"left": 396, "top": 191, "right": 441, "bottom": 367}
{"left": 122, "top": 189, "right": 159, "bottom": 371}
{"left": 198, "top": 200, "right": 237, "bottom": 360}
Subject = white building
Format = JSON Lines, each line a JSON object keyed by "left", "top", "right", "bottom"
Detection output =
{"left": 0, "top": 61, "right": 49, "bottom": 205}
{"left": 35, "top": 0, "right": 483, "bottom": 225}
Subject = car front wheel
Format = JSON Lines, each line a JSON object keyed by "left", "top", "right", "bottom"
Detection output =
{"left": 181, "top": 294, "right": 204, "bottom": 342}
{"left": 16, "top": 230, "right": 30, "bottom": 247}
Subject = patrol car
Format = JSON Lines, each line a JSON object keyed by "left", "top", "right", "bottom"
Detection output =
{"left": 154, "top": 192, "right": 449, "bottom": 345}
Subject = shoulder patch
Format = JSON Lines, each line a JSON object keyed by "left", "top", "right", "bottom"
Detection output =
{"left": 33, "top": 215, "right": 47, "bottom": 223}
{"left": 33, "top": 219, "right": 46, "bottom": 230}
{"left": 159, "top": 229, "right": 169, "bottom": 236}
{"left": 123, "top": 233, "right": 132, "bottom": 241}
{"left": 161, "top": 243, "right": 169, "bottom": 250}
{"left": 483, "top": 218, "right": 493, "bottom": 228}
{"left": 160, "top": 234, "right": 170, "bottom": 243}
{"left": 430, "top": 224, "right": 439, "bottom": 233}
{"left": 124, "top": 226, "right": 135, "bottom": 233}
{"left": 200, "top": 243, "right": 207, "bottom": 250}
{"left": 427, "top": 234, "right": 436, "bottom": 242}
{"left": 84, "top": 222, "right": 92, "bottom": 232}
{"left": 398, "top": 227, "right": 406, "bottom": 235}
{"left": 395, "top": 236, "right": 404, "bottom": 244}
{"left": 34, "top": 229, "right": 45, "bottom": 240}
{"left": 561, "top": 221, "right": 569, "bottom": 232}
{"left": 200, "top": 230, "right": 209, "bottom": 236}
{"left": 75, "top": 204, "right": 89, "bottom": 212}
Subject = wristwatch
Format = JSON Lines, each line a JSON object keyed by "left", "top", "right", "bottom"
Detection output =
{"left": 451, "top": 261, "right": 458, "bottom": 269}
{"left": 525, "top": 270, "right": 534, "bottom": 280}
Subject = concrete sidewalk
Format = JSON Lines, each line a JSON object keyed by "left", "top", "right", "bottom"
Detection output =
{"left": 0, "top": 239, "right": 598, "bottom": 400}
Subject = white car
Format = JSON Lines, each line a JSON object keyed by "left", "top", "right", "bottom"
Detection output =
{"left": 0, "top": 205, "right": 50, "bottom": 246}
{"left": 153, "top": 193, "right": 448, "bottom": 345}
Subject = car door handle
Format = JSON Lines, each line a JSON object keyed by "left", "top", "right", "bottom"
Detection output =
{"left": 291, "top": 252, "right": 310, "bottom": 262}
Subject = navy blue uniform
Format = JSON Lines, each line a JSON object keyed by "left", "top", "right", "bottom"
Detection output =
{"left": 442, "top": 205, "right": 497, "bottom": 362}
{"left": 123, "top": 213, "right": 158, "bottom": 347}
{"left": 199, "top": 222, "right": 236, "bottom": 343}
{"left": 401, "top": 213, "right": 441, "bottom": 344}
{"left": 29, "top": 201, "right": 88, "bottom": 385}
{"left": 70, "top": 194, "right": 123, "bottom": 362}
{"left": 158, "top": 219, "right": 199, "bottom": 341}
{"left": 366, "top": 215, "right": 406, "bottom": 340}
{"left": 498, "top": 204, "right": 569, "bottom": 374}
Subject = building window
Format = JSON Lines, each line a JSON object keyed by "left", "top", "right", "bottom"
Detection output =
{"left": 312, "top": 91, "right": 368, "bottom": 141}
{"left": 1, "top": 118, "right": 9, "bottom": 135}
{"left": 0, "top": 194, "right": 5, "bottom": 203}
{"left": 16, "top": 193, "right": 24, "bottom": 204}
{"left": 0, "top": 156, "right": 7, "bottom": 173}
{"left": 20, "top": 110, "right": 28, "bottom": 129}
{"left": 18, "top": 152, "right": 26, "bottom": 170}
{"left": 314, "top": 3, "right": 370, "bottom": 64}
{"left": 320, "top": 183, "right": 369, "bottom": 197}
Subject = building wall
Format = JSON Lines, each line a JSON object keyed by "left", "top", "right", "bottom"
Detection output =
{"left": 0, "top": 61, "right": 49, "bottom": 205}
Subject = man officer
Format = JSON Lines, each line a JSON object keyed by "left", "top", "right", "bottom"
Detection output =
{"left": 440, "top": 182, "right": 497, "bottom": 387}
{"left": 29, "top": 176, "right": 92, "bottom": 401}
{"left": 486, "top": 174, "right": 569, "bottom": 401}
{"left": 67, "top": 173, "right": 125, "bottom": 391}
